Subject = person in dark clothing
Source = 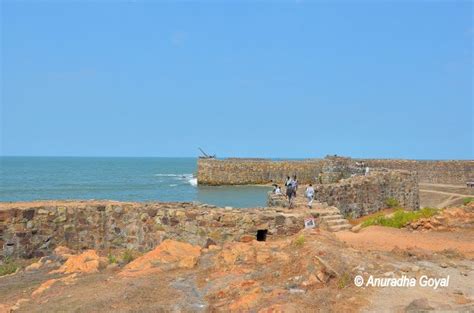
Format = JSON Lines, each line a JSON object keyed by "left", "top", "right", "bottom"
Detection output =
{"left": 286, "top": 183, "right": 294, "bottom": 208}
{"left": 292, "top": 175, "right": 298, "bottom": 197}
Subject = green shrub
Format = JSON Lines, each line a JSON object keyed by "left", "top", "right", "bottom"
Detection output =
{"left": 294, "top": 235, "right": 305, "bottom": 247}
{"left": 362, "top": 208, "right": 439, "bottom": 229}
{"left": 122, "top": 250, "right": 135, "bottom": 264}
{"left": 337, "top": 272, "right": 351, "bottom": 289}
{"left": 463, "top": 197, "right": 474, "bottom": 205}
{"left": 108, "top": 254, "right": 118, "bottom": 264}
{"left": 0, "top": 257, "right": 19, "bottom": 276}
{"left": 418, "top": 207, "right": 439, "bottom": 218}
{"left": 385, "top": 197, "right": 400, "bottom": 208}
{"left": 361, "top": 213, "right": 385, "bottom": 228}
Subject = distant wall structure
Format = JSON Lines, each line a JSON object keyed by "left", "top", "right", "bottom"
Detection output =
{"left": 361, "top": 159, "right": 474, "bottom": 185}
{"left": 197, "top": 158, "right": 326, "bottom": 185}
{"left": 198, "top": 157, "right": 474, "bottom": 186}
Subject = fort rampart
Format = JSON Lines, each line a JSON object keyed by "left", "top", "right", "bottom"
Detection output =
{"left": 313, "top": 170, "right": 419, "bottom": 218}
{"left": 198, "top": 157, "right": 473, "bottom": 185}
{"left": 361, "top": 159, "right": 473, "bottom": 185}
{"left": 197, "top": 158, "right": 326, "bottom": 185}
{"left": 0, "top": 201, "right": 304, "bottom": 258}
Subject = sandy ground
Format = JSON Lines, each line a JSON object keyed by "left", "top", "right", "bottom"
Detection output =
{"left": 336, "top": 226, "right": 474, "bottom": 258}
{"left": 419, "top": 183, "right": 474, "bottom": 209}
{"left": 420, "top": 183, "right": 474, "bottom": 195}
{"left": 362, "top": 261, "right": 474, "bottom": 313}
{"left": 335, "top": 223, "right": 474, "bottom": 312}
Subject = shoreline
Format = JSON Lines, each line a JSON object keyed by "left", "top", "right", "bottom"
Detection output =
{"left": 0, "top": 200, "right": 199, "bottom": 211}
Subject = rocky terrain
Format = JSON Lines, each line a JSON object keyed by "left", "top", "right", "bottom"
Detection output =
{"left": 0, "top": 203, "right": 473, "bottom": 312}
{"left": 0, "top": 199, "right": 474, "bottom": 312}
{"left": 406, "top": 204, "right": 474, "bottom": 232}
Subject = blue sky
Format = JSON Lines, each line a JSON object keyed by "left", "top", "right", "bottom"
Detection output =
{"left": 1, "top": 1, "right": 472, "bottom": 159}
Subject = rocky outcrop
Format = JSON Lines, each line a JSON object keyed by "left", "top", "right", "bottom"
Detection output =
{"left": 407, "top": 203, "right": 474, "bottom": 231}
{"left": 120, "top": 239, "right": 202, "bottom": 277}
{"left": 2, "top": 226, "right": 472, "bottom": 312}
{"left": 50, "top": 250, "right": 107, "bottom": 274}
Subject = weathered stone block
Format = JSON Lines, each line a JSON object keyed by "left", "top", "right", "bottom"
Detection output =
{"left": 22, "top": 209, "right": 35, "bottom": 221}
{"left": 140, "top": 213, "right": 149, "bottom": 222}
{"left": 54, "top": 215, "right": 67, "bottom": 223}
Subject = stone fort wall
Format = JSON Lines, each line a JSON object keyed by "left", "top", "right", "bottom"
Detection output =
{"left": 361, "top": 159, "right": 473, "bottom": 185}
{"left": 197, "top": 158, "right": 326, "bottom": 185}
{"left": 198, "top": 158, "right": 473, "bottom": 185}
{"left": 0, "top": 201, "right": 304, "bottom": 258}
{"left": 313, "top": 170, "right": 419, "bottom": 218}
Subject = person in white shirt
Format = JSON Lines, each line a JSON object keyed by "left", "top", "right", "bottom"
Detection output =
{"left": 305, "top": 184, "right": 315, "bottom": 208}
{"left": 274, "top": 185, "right": 282, "bottom": 195}
{"left": 365, "top": 166, "right": 370, "bottom": 176}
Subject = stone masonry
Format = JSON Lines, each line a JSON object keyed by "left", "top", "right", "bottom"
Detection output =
{"left": 313, "top": 170, "right": 419, "bottom": 218}
{"left": 267, "top": 170, "right": 419, "bottom": 218}
{"left": 0, "top": 201, "right": 305, "bottom": 259}
{"left": 198, "top": 157, "right": 473, "bottom": 185}
{"left": 361, "top": 159, "right": 474, "bottom": 185}
{"left": 198, "top": 158, "right": 326, "bottom": 185}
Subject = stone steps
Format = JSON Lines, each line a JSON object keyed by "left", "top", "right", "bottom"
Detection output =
{"left": 310, "top": 206, "right": 352, "bottom": 232}
{"left": 310, "top": 209, "right": 340, "bottom": 217}
{"left": 266, "top": 196, "right": 351, "bottom": 232}
{"left": 318, "top": 214, "right": 344, "bottom": 221}
{"left": 324, "top": 219, "right": 349, "bottom": 226}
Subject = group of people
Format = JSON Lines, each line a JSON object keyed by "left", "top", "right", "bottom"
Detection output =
{"left": 355, "top": 161, "right": 371, "bottom": 176}
{"left": 272, "top": 175, "right": 315, "bottom": 209}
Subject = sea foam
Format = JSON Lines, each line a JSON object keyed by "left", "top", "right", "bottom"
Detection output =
{"left": 155, "top": 173, "right": 197, "bottom": 187}
{"left": 155, "top": 173, "right": 192, "bottom": 177}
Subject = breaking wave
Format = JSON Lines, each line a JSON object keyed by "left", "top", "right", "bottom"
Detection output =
{"left": 154, "top": 173, "right": 193, "bottom": 177}
{"left": 154, "top": 173, "right": 197, "bottom": 187}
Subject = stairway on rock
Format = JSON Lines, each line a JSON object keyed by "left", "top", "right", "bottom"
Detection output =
{"left": 310, "top": 206, "right": 352, "bottom": 232}
{"left": 267, "top": 191, "right": 352, "bottom": 232}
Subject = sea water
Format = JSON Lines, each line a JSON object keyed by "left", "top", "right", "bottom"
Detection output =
{"left": 0, "top": 157, "right": 271, "bottom": 208}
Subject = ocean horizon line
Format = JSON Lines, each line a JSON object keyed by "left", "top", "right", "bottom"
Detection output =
{"left": 0, "top": 155, "right": 472, "bottom": 161}
{"left": 0, "top": 155, "right": 310, "bottom": 160}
